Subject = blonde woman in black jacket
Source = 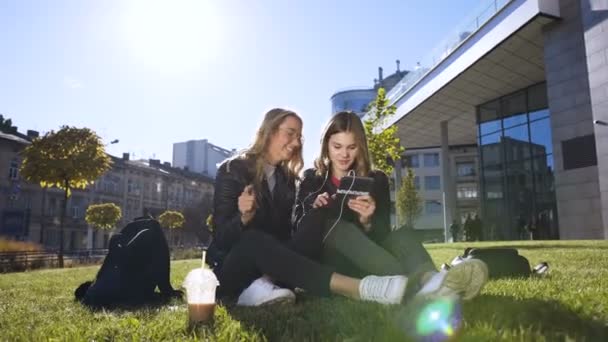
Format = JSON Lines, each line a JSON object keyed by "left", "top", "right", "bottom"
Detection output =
{"left": 207, "top": 108, "right": 410, "bottom": 306}
{"left": 294, "top": 111, "right": 488, "bottom": 301}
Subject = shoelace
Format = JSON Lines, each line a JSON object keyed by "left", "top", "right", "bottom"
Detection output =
{"left": 361, "top": 277, "right": 389, "bottom": 301}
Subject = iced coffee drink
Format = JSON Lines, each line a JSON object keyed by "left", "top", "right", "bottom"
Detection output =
{"left": 183, "top": 263, "right": 219, "bottom": 325}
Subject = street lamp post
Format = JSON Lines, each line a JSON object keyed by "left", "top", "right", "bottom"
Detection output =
{"left": 442, "top": 192, "right": 448, "bottom": 243}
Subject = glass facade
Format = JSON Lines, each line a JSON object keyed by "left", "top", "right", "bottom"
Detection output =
{"left": 477, "top": 83, "right": 558, "bottom": 241}
{"left": 331, "top": 89, "right": 376, "bottom": 116}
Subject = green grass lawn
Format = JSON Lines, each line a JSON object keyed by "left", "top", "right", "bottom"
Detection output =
{"left": 1, "top": 240, "right": 607, "bottom": 341}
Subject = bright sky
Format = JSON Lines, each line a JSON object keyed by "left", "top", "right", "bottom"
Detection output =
{"left": 1, "top": 0, "right": 491, "bottom": 169}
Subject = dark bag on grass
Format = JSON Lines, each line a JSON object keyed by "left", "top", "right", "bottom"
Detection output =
{"left": 74, "top": 216, "right": 182, "bottom": 308}
{"left": 448, "top": 247, "right": 548, "bottom": 279}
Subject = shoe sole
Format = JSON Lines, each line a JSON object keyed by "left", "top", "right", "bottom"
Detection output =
{"left": 442, "top": 259, "right": 489, "bottom": 300}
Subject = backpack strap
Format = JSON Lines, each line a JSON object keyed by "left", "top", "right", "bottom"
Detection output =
{"left": 532, "top": 262, "right": 549, "bottom": 276}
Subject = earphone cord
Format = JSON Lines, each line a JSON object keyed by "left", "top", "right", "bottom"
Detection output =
{"left": 322, "top": 169, "right": 356, "bottom": 243}
{"left": 293, "top": 169, "right": 329, "bottom": 228}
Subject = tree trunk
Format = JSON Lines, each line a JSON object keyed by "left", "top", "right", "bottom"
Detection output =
{"left": 39, "top": 188, "right": 47, "bottom": 244}
{"left": 58, "top": 182, "right": 69, "bottom": 268}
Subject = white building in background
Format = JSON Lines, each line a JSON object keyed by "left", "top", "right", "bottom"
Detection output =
{"left": 391, "top": 145, "right": 480, "bottom": 240}
{"left": 172, "top": 139, "right": 234, "bottom": 178}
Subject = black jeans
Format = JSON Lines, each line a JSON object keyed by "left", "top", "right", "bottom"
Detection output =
{"left": 321, "top": 220, "right": 436, "bottom": 280}
{"left": 216, "top": 229, "right": 334, "bottom": 298}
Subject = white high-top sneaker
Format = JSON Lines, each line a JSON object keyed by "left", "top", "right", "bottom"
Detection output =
{"left": 358, "top": 275, "right": 408, "bottom": 305}
{"left": 237, "top": 277, "right": 296, "bottom": 306}
{"left": 417, "top": 259, "right": 489, "bottom": 300}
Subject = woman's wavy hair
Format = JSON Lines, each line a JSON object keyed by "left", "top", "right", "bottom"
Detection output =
{"left": 233, "top": 108, "right": 304, "bottom": 189}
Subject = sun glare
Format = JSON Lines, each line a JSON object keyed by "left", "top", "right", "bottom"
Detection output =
{"left": 123, "top": 0, "right": 221, "bottom": 73}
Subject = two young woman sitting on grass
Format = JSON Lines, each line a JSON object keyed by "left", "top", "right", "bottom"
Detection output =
{"left": 207, "top": 109, "right": 488, "bottom": 306}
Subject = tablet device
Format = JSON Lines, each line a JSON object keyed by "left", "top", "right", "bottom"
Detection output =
{"left": 336, "top": 176, "right": 374, "bottom": 201}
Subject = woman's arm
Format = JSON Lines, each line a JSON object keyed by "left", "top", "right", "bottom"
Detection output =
{"left": 213, "top": 161, "right": 249, "bottom": 251}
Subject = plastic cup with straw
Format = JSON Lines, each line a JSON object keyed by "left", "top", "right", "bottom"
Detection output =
{"left": 183, "top": 248, "right": 219, "bottom": 326}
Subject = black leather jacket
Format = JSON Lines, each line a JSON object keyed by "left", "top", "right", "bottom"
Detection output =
{"left": 294, "top": 168, "right": 392, "bottom": 243}
{"left": 208, "top": 157, "right": 296, "bottom": 267}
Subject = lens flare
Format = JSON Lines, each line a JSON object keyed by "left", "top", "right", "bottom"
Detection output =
{"left": 396, "top": 295, "right": 463, "bottom": 341}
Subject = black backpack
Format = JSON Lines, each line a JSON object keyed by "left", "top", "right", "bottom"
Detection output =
{"left": 75, "top": 217, "right": 182, "bottom": 308}
{"left": 446, "top": 247, "right": 548, "bottom": 279}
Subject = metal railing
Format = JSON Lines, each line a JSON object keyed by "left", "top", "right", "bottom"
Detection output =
{"left": 384, "top": 0, "right": 513, "bottom": 105}
{"left": 0, "top": 248, "right": 109, "bottom": 273}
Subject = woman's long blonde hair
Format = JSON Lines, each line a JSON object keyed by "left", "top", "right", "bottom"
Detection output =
{"left": 235, "top": 108, "right": 304, "bottom": 189}
{"left": 314, "top": 111, "right": 371, "bottom": 177}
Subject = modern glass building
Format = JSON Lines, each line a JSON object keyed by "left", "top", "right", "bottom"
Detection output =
{"left": 331, "top": 65, "right": 409, "bottom": 117}
{"left": 330, "top": 89, "right": 376, "bottom": 117}
{"left": 376, "top": 0, "right": 608, "bottom": 240}
{"left": 478, "top": 83, "right": 559, "bottom": 240}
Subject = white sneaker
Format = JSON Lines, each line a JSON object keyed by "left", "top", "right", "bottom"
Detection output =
{"left": 359, "top": 275, "right": 408, "bottom": 305}
{"left": 237, "top": 277, "right": 296, "bottom": 306}
{"left": 417, "top": 259, "right": 488, "bottom": 300}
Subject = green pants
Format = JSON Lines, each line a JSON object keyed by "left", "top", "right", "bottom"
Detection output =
{"left": 322, "top": 220, "right": 436, "bottom": 280}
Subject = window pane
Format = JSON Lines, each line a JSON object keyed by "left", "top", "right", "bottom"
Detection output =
{"left": 403, "top": 154, "right": 419, "bottom": 168}
{"left": 530, "top": 118, "right": 553, "bottom": 156}
{"left": 414, "top": 176, "right": 420, "bottom": 190}
{"left": 424, "top": 176, "right": 441, "bottom": 190}
{"left": 425, "top": 200, "right": 442, "bottom": 214}
{"left": 529, "top": 108, "right": 549, "bottom": 121}
{"left": 457, "top": 184, "right": 478, "bottom": 199}
{"left": 456, "top": 162, "right": 476, "bottom": 177}
{"left": 534, "top": 155, "right": 554, "bottom": 188}
{"left": 501, "top": 90, "right": 526, "bottom": 118}
{"left": 480, "top": 119, "right": 501, "bottom": 136}
{"left": 528, "top": 83, "right": 548, "bottom": 112}
{"left": 533, "top": 154, "right": 554, "bottom": 175}
{"left": 504, "top": 124, "right": 529, "bottom": 143}
{"left": 481, "top": 131, "right": 501, "bottom": 146}
{"left": 483, "top": 164, "right": 504, "bottom": 199}
{"left": 503, "top": 113, "right": 528, "bottom": 129}
{"left": 478, "top": 99, "right": 499, "bottom": 123}
{"left": 423, "top": 153, "right": 440, "bottom": 167}
{"left": 504, "top": 125, "right": 531, "bottom": 162}
{"left": 411, "top": 154, "right": 419, "bottom": 168}
{"left": 481, "top": 143, "right": 502, "bottom": 167}
{"left": 546, "top": 153, "right": 554, "bottom": 171}
{"left": 505, "top": 159, "right": 535, "bottom": 240}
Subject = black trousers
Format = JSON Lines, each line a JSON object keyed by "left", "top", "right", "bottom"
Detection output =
{"left": 216, "top": 228, "right": 334, "bottom": 298}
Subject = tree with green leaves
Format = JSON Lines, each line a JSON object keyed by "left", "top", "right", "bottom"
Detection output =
{"left": 396, "top": 168, "right": 422, "bottom": 230}
{"left": 85, "top": 203, "right": 122, "bottom": 230}
{"left": 158, "top": 210, "right": 185, "bottom": 247}
{"left": 19, "top": 126, "right": 112, "bottom": 267}
{"left": 0, "top": 114, "right": 13, "bottom": 132}
{"left": 182, "top": 195, "right": 213, "bottom": 243}
{"left": 364, "top": 87, "right": 405, "bottom": 175}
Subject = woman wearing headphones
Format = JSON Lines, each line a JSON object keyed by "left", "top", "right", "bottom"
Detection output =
{"left": 294, "top": 111, "right": 488, "bottom": 301}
